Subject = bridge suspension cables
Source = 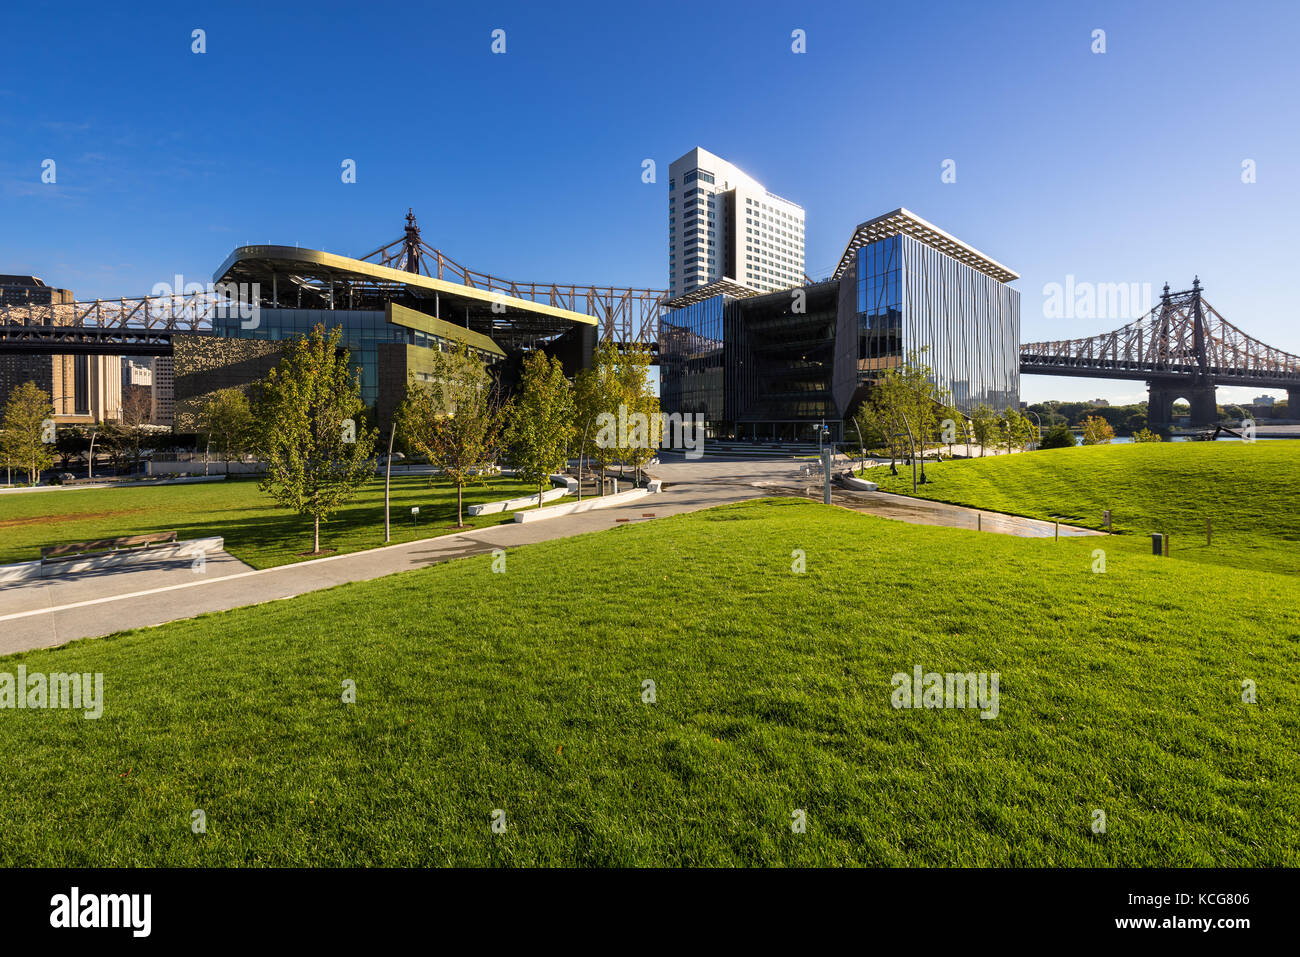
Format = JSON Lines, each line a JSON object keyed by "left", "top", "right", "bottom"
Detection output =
{"left": 1019, "top": 278, "right": 1300, "bottom": 425}
{"left": 359, "top": 209, "right": 668, "bottom": 348}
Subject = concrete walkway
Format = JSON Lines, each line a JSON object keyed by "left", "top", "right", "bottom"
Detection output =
{"left": 0, "top": 478, "right": 763, "bottom": 656}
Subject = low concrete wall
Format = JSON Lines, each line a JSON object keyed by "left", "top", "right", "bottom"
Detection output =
{"left": 513, "top": 487, "right": 653, "bottom": 524}
{"left": 0, "top": 475, "right": 228, "bottom": 494}
{"left": 550, "top": 474, "right": 579, "bottom": 493}
{"left": 842, "top": 476, "right": 880, "bottom": 491}
{"left": 149, "top": 461, "right": 263, "bottom": 476}
{"left": 467, "top": 486, "right": 569, "bottom": 516}
{"left": 0, "top": 536, "right": 225, "bottom": 582}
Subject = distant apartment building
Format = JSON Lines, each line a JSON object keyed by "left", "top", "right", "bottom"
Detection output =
{"left": 0, "top": 275, "right": 122, "bottom": 422}
{"left": 668, "top": 148, "right": 805, "bottom": 298}
{"left": 123, "top": 357, "right": 153, "bottom": 387}
{"left": 0, "top": 275, "right": 73, "bottom": 405}
{"left": 152, "top": 355, "right": 175, "bottom": 427}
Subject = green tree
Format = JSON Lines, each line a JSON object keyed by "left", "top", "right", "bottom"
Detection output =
{"left": 616, "top": 344, "right": 659, "bottom": 486}
{"left": 396, "top": 343, "right": 505, "bottom": 527}
{"left": 1080, "top": 415, "right": 1115, "bottom": 445}
{"left": 0, "top": 381, "right": 55, "bottom": 484}
{"left": 969, "top": 404, "right": 999, "bottom": 457}
{"left": 255, "top": 325, "right": 377, "bottom": 553}
{"left": 55, "top": 426, "right": 89, "bottom": 470}
{"left": 849, "top": 402, "right": 889, "bottom": 470}
{"left": 199, "top": 388, "right": 255, "bottom": 470}
{"left": 862, "top": 350, "right": 952, "bottom": 483}
{"left": 1002, "top": 407, "right": 1035, "bottom": 454}
{"left": 1039, "top": 423, "right": 1077, "bottom": 449}
{"left": 1132, "top": 427, "right": 1163, "bottom": 443}
{"left": 575, "top": 340, "right": 622, "bottom": 492}
{"left": 504, "top": 351, "right": 575, "bottom": 507}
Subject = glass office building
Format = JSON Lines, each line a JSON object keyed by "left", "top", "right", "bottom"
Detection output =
{"left": 855, "top": 233, "right": 1019, "bottom": 411}
{"left": 660, "top": 208, "right": 1020, "bottom": 439}
{"left": 658, "top": 294, "right": 727, "bottom": 423}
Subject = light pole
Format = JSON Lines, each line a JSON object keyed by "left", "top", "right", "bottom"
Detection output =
{"left": 1026, "top": 411, "right": 1042, "bottom": 450}
{"left": 384, "top": 421, "right": 396, "bottom": 543}
{"left": 896, "top": 409, "right": 917, "bottom": 494}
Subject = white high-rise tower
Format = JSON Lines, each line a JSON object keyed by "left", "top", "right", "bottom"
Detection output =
{"left": 667, "top": 147, "right": 805, "bottom": 297}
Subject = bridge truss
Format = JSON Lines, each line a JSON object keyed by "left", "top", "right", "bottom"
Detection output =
{"left": 1020, "top": 279, "right": 1300, "bottom": 387}
{"left": 359, "top": 211, "right": 667, "bottom": 348}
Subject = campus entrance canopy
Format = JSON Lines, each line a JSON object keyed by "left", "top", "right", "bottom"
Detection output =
{"left": 212, "top": 243, "right": 596, "bottom": 353}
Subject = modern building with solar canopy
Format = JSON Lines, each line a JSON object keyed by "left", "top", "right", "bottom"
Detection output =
{"left": 205, "top": 212, "right": 620, "bottom": 428}
{"left": 658, "top": 208, "right": 1020, "bottom": 441}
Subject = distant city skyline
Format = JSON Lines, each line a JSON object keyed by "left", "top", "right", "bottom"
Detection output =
{"left": 2, "top": 0, "right": 1297, "bottom": 406}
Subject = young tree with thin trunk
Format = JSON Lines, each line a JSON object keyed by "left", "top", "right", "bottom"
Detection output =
{"left": 578, "top": 339, "right": 622, "bottom": 493}
{"left": 1080, "top": 414, "right": 1115, "bottom": 445}
{"left": 616, "top": 344, "right": 659, "bottom": 486}
{"left": 199, "top": 387, "right": 255, "bottom": 471}
{"left": 255, "top": 325, "right": 377, "bottom": 553}
{"left": 395, "top": 343, "right": 505, "bottom": 527}
{"left": 119, "top": 387, "right": 153, "bottom": 475}
{"left": 0, "top": 381, "right": 55, "bottom": 484}
{"left": 969, "top": 404, "right": 998, "bottom": 457}
{"left": 503, "top": 351, "right": 575, "bottom": 508}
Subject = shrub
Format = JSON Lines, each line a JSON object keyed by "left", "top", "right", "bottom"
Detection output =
{"left": 1039, "top": 423, "right": 1077, "bottom": 449}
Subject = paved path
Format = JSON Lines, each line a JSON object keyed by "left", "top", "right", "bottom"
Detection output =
{"left": 0, "top": 478, "right": 763, "bottom": 656}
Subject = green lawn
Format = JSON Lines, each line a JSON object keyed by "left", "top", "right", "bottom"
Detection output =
{"left": 859, "top": 441, "right": 1300, "bottom": 576}
{"left": 1, "top": 498, "right": 1295, "bottom": 866}
{"left": 0, "top": 474, "right": 537, "bottom": 569}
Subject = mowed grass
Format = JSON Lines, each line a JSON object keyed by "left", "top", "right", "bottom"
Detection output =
{"left": 861, "top": 441, "right": 1300, "bottom": 576}
{"left": 1, "top": 498, "right": 1295, "bottom": 866}
{"left": 0, "top": 475, "right": 538, "bottom": 569}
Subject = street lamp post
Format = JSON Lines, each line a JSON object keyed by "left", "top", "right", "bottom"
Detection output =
{"left": 1026, "top": 411, "right": 1042, "bottom": 450}
{"left": 896, "top": 410, "right": 918, "bottom": 494}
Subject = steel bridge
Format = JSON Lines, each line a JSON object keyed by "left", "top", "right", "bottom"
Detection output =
{"left": 1019, "top": 279, "right": 1300, "bottom": 426}
{"left": 0, "top": 211, "right": 669, "bottom": 357}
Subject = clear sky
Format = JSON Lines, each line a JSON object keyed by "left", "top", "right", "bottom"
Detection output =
{"left": 2, "top": 0, "right": 1297, "bottom": 405}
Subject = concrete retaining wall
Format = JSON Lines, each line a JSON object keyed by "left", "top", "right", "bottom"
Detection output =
{"left": 149, "top": 461, "right": 263, "bottom": 476}
{"left": 467, "top": 487, "right": 569, "bottom": 516}
{"left": 513, "top": 487, "right": 653, "bottom": 524}
{"left": 0, "top": 536, "right": 225, "bottom": 582}
{"left": 842, "top": 476, "right": 880, "bottom": 491}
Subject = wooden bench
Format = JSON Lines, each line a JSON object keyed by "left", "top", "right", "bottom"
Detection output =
{"left": 40, "top": 531, "right": 178, "bottom": 564}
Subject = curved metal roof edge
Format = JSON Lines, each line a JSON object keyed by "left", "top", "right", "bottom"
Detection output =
{"left": 213, "top": 245, "right": 597, "bottom": 326}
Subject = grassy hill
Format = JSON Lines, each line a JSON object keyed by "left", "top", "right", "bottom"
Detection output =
{"left": 860, "top": 442, "right": 1300, "bottom": 576}
{"left": 1, "top": 498, "right": 1295, "bottom": 866}
{"left": 0, "top": 474, "right": 534, "bottom": 568}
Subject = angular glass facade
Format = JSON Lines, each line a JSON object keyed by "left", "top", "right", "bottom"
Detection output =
{"left": 215, "top": 308, "right": 400, "bottom": 407}
{"left": 855, "top": 235, "right": 1019, "bottom": 412}
{"left": 856, "top": 235, "right": 903, "bottom": 375}
{"left": 214, "top": 305, "right": 503, "bottom": 410}
{"left": 660, "top": 213, "right": 1020, "bottom": 438}
{"left": 658, "top": 295, "right": 726, "bottom": 422}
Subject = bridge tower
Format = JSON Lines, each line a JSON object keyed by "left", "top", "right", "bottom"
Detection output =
{"left": 1147, "top": 278, "right": 1218, "bottom": 428}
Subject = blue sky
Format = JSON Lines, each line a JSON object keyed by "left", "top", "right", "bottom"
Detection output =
{"left": 2, "top": 0, "right": 1297, "bottom": 404}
